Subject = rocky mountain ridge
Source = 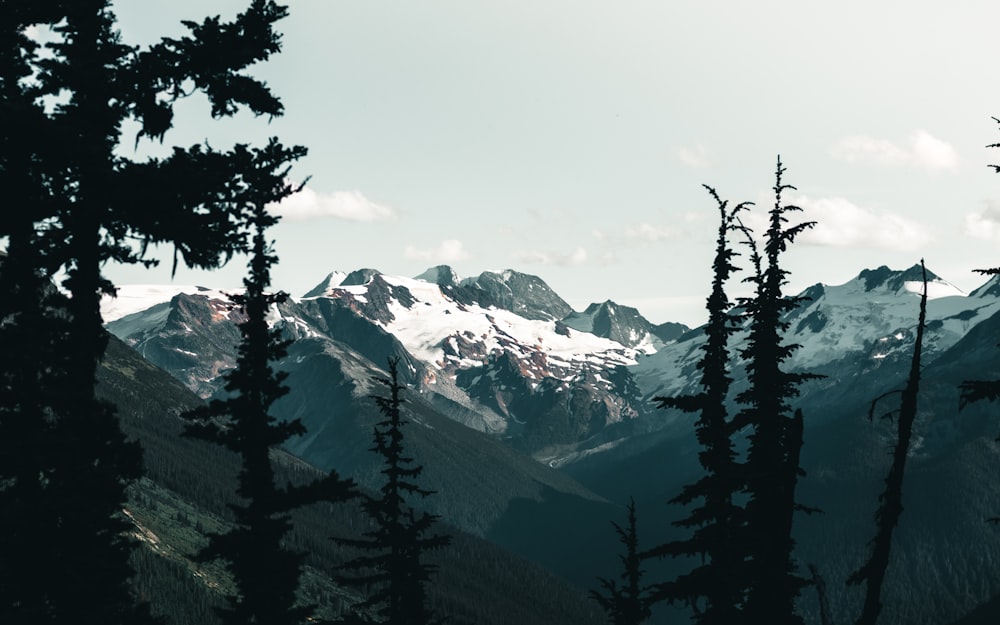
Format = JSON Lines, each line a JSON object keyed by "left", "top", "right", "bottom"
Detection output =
{"left": 104, "top": 262, "right": 1000, "bottom": 464}
{"left": 106, "top": 266, "right": 681, "bottom": 455}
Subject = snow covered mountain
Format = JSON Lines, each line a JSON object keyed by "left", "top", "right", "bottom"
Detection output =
{"left": 632, "top": 264, "right": 1000, "bottom": 408}
{"left": 104, "top": 266, "right": 675, "bottom": 456}
{"left": 104, "top": 262, "right": 1000, "bottom": 465}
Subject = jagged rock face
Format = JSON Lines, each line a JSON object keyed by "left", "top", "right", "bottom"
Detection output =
{"left": 415, "top": 265, "right": 460, "bottom": 287}
{"left": 107, "top": 293, "right": 244, "bottom": 398}
{"left": 562, "top": 300, "right": 679, "bottom": 350}
{"left": 651, "top": 321, "right": 688, "bottom": 343}
{"left": 291, "top": 297, "right": 424, "bottom": 387}
{"left": 859, "top": 263, "right": 940, "bottom": 292}
{"left": 452, "top": 270, "right": 574, "bottom": 321}
{"left": 455, "top": 353, "right": 641, "bottom": 453}
{"left": 341, "top": 268, "right": 382, "bottom": 287}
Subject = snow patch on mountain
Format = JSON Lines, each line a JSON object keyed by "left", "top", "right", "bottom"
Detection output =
{"left": 102, "top": 285, "right": 234, "bottom": 322}
{"left": 368, "top": 275, "right": 638, "bottom": 373}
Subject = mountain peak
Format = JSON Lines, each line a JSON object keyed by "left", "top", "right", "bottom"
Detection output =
{"left": 415, "top": 265, "right": 460, "bottom": 286}
{"left": 852, "top": 264, "right": 964, "bottom": 299}
{"left": 562, "top": 299, "right": 680, "bottom": 350}
{"left": 302, "top": 271, "right": 347, "bottom": 298}
{"left": 858, "top": 264, "right": 940, "bottom": 292}
{"left": 457, "top": 269, "right": 573, "bottom": 321}
{"left": 341, "top": 268, "right": 382, "bottom": 287}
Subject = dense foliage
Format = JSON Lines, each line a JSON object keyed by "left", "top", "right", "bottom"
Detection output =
{"left": 183, "top": 143, "right": 356, "bottom": 624}
{"left": 0, "top": 1, "right": 300, "bottom": 621}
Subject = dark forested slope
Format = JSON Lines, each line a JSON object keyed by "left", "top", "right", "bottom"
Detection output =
{"left": 98, "top": 336, "right": 605, "bottom": 625}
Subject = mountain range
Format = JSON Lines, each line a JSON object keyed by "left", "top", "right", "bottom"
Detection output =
{"left": 102, "top": 262, "right": 1000, "bottom": 624}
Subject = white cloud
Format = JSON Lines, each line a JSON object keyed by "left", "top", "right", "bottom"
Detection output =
{"left": 830, "top": 130, "right": 958, "bottom": 172}
{"left": 790, "top": 195, "right": 932, "bottom": 251}
{"left": 512, "top": 247, "right": 588, "bottom": 266}
{"left": 674, "top": 144, "right": 712, "bottom": 169}
{"left": 404, "top": 239, "right": 471, "bottom": 262}
{"left": 910, "top": 130, "right": 959, "bottom": 171}
{"left": 625, "top": 223, "right": 678, "bottom": 243}
{"left": 964, "top": 201, "right": 1000, "bottom": 242}
{"left": 271, "top": 187, "right": 397, "bottom": 222}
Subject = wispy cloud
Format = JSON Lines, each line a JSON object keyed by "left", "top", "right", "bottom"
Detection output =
{"left": 512, "top": 247, "right": 588, "bottom": 266}
{"left": 404, "top": 239, "right": 471, "bottom": 262}
{"left": 624, "top": 223, "right": 679, "bottom": 243}
{"left": 271, "top": 187, "right": 397, "bottom": 222}
{"left": 964, "top": 201, "right": 1000, "bottom": 242}
{"left": 830, "top": 130, "right": 958, "bottom": 172}
{"left": 674, "top": 144, "right": 712, "bottom": 169}
{"left": 789, "top": 195, "right": 932, "bottom": 250}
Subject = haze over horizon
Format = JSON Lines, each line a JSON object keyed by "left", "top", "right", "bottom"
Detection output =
{"left": 101, "top": 1, "right": 1000, "bottom": 327}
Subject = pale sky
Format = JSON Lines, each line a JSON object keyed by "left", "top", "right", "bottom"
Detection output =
{"left": 105, "top": 1, "right": 1000, "bottom": 327}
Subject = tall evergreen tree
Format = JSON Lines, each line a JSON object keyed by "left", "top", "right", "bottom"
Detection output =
{"left": 591, "top": 498, "right": 653, "bottom": 625}
{"left": 848, "top": 260, "right": 930, "bottom": 625}
{"left": 335, "top": 358, "right": 452, "bottom": 625}
{"left": 732, "top": 157, "right": 818, "bottom": 625}
{"left": 184, "top": 142, "right": 356, "bottom": 625}
{"left": 0, "top": 1, "right": 303, "bottom": 621}
{"left": 644, "top": 186, "right": 750, "bottom": 624}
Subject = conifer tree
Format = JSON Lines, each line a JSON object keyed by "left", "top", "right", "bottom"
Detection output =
{"left": 0, "top": 1, "right": 304, "bottom": 621}
{"left": 732, "top": 157, "right": 818, "bottom": 625}
{"left": 644, "top": 186, "right": 750, "bottom": 624}
{"left": 591, "top": 498, "right": 653, "bottom": 625}
{"left": 184, "top": 142, "right": 356, "bottom": 625}
{"left": 335, "top": 358, "right": 452, "bottom": 625}
{"left": 848, "top": 260, "right": 930, "bottom": 625}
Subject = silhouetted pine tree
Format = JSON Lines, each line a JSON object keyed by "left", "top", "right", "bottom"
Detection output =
{"left": 643, "top": 186, "right": 750, "bottom": 624}
{"left": 184, "top": 142, "right": 356, "bottom": 625}
{"left": 732, "top": 157, "right": 818, "bottom": 625}
{"left": 0, "top": 1, "right": 306, "bottom": 621}
{"left": 848, "top": 260, "right": 930, "bottom": 625}
{"left": 591, "top": 498, "right": 653, "bottom": 625}
{"left": 335, "top": 358, "right": 452, "bottom": 625}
